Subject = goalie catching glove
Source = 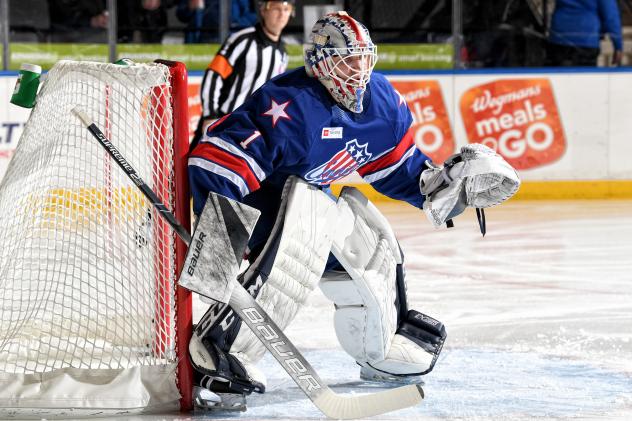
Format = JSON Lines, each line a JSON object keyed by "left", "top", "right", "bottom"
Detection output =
{"left": 419, "top": 143, "right": 520, "bottom": 234}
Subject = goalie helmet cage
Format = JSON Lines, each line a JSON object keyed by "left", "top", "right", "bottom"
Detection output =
{"left": 0, "top": 60, "right": 193, "bottom": 417}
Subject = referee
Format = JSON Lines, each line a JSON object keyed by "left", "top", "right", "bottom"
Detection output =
{"left": 192, "top": 0, "right": 294, "bottom": 149}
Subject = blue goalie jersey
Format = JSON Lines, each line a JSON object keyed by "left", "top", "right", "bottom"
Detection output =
{"left": 188, "top": 67, "right": 430, "bottom": 249}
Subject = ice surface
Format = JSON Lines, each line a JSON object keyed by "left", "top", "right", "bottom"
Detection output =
{"left": 106, "top": 201, "right": 632, "bottom": 420}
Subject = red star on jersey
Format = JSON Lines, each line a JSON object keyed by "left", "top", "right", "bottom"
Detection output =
{"left": 262, "top": 99, "right": 292, "bottom": 127}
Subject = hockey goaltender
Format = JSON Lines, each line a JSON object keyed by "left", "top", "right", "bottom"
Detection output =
{"left": 185, "top": 10, "right": 520, "bottom": 416}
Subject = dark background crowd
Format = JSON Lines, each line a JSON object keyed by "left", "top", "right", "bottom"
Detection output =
{"left": 4, "top": 0, "right": 632, "bottom": 68}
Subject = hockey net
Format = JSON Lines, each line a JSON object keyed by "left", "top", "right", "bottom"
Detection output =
{"left": 0, "top": 60, "right": 192, "bottom": 417}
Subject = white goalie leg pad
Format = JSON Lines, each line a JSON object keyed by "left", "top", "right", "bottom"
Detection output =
{"left": 320, "top": 187, "right": 436, "bottom": 375}
{"left": 229, "top": 177, "right": 338, "bottom": 363}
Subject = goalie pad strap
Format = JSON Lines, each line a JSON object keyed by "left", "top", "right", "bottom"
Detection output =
{"left": 397, "top": 310, "right": 446, "bottom": 374}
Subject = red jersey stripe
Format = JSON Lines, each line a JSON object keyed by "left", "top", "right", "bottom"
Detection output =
{"left": 357, "top": 129, "right": 415, "bottom": 177}
{"left": 206, "top": 114, "right": 231, "bottom": 136}
{"left": 191, "top": 142, "right": 260, "bottom": 192}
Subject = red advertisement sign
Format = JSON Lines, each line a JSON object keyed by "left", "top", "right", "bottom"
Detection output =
{"left": 187, "top": 82, "right": 202, "bottom": 140}
{"left": 460, "top": 79, "right": 565, "bottom": 170}
{"left": 390, "top": 80, "right": 455, "bottom": 164}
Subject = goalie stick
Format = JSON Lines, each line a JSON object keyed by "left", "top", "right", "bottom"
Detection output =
{"left": 73, "top": 106, "right": 424, "bottom": 419}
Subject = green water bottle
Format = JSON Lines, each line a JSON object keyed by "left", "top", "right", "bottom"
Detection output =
{"left": 11, "top": 63, "right": 42, "bottom": 108}
{"left": 114, "top": 58, "right": 135, "bottom": 66}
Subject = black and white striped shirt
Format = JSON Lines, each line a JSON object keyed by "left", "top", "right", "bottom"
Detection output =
{"left": 200, "top": 23, "right": 288, "bottom": 122}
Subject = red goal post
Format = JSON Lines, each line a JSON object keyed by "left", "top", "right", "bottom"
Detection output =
{"left": 161, "top": 59, "right": 194, "bottom": 412}
{"left": 0, "top": 59, "right": 193, "bottom": 415}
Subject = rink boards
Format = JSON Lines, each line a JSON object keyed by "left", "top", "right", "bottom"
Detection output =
{"left": 1, "top": 68, "right": 632, "bottom": 199}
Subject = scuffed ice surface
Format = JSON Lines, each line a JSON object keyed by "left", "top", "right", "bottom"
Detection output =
{"left": 103, "top": 201, "right": 632, "bottom": 420}
{"left": 231, "top": 347, "right": 632, "bottom": 420}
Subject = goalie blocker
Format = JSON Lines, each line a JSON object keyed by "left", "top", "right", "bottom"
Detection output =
{"left": 191, "top": 178, "right": 446, "bottom": 398}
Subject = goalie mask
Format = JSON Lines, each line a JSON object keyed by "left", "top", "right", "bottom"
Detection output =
{"left": 304, "top": 12, "right": 377, "bottom": 113}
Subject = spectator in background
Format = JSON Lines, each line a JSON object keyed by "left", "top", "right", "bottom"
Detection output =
{"left": 176, "top": 0, "right": 258, "bottom": 43}
{"left": 118, "top": 0, "right": 177, "bottom": 43}
{"left": 190, "top": 0, "right": 293, "bottom": 150}
{"left": 462, "top": 0, "right": 546, "bottom": 68}
{"left": 48, "top": 0, "right": 176, "bottom": 43}
{"left": 231, "top": 0, "right": 258, "bottom": 29}
{"left": 546, "top": 0, "right": 623, "bottom": 66}
{"left": 48, "top": 0, "right": 108, "bottom": 42}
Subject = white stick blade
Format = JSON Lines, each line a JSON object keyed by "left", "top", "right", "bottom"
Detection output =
{"left": 313, "top": 384, "right": 424, "bottom": 419}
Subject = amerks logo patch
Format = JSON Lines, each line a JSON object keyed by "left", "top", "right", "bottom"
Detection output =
{"left": 305, "top": 139, "right": 372, "bottom": 185}
{"left": 321, "top": 127, "right": 343, "bottom": 139}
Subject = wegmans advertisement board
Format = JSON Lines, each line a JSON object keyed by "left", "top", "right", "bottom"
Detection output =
{"left": 1, "top": 68, "right": 631, "bottom": 198}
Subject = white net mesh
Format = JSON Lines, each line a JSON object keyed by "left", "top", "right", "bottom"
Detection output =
{"left": 0, "top": 61, "right": 179, "bottom": 374}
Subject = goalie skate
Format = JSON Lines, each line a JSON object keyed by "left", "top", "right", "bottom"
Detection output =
{"left": 192, "top": 386, "right": 247, "bottom": 412}
{"left": 359, "top": 366, "right": 425, "bottom": 386}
